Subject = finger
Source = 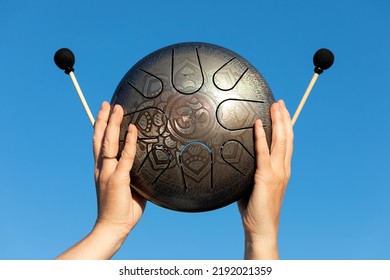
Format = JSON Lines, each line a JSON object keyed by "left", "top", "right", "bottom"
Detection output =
{"left": 270, "top": 101, "right": 287, "bottom": 170}
{"left": 93, "top": 101, "right": 111, "bottom": 162}
{"left": 100, "top": 105, "right": 124, "bottom": 180}
{"left": 279, "top": 100, "right": 294, "bottom": 178}
{"left": 115, "top": 124, "right": 138, "bottom": 176}
{"left": 254, "top": 119, "right": 271, "bottom": 169}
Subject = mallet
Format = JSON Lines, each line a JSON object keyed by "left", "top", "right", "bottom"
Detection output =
{"left": 291, "top": 48, "right": 335, "bottom": 126}
{"left": 54, "top": 48, "right": 95, "bottom": 126}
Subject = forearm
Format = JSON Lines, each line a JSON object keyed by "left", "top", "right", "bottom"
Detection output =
{"left": 55, "top": 224, "right": 128, "bottom": 260}
{"left": 244, "top": 233, "right": 279, "bottom": 260}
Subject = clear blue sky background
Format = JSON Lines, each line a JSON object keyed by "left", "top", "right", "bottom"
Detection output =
{"left": 1, "top": 0, "right": 389, "bottom": 260}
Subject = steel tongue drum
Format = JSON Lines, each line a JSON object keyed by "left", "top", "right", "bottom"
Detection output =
{"left": 110, "top": 42, "right": 274, "bottom": 212}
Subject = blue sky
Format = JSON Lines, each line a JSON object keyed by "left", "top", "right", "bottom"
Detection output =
{"left": 1, "top": 0, "right": 389, "bottom": 260}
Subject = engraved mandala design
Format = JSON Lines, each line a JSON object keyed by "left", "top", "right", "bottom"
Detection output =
{"left": 112, "top": 42, "right": 274, "bottom": 212}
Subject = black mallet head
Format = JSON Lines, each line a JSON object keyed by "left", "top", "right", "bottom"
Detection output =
{"left": 54, "top": 48, "right": 75, "bottom": 74}
{"left": 313, "top": 48, "right": 334, "bottom": 74}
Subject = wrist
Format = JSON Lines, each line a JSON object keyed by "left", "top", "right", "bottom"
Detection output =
{"left": 55, "top": 222, "right": 130, "bottom": 260}
{"left": 244, "top": 233, "right": 279, "bottom": 260}
{"left": 92, "top": 221, "right": 130, "bottom": 247}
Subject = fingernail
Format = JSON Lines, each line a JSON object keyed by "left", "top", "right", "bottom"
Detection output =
{"left": 279, "top": 100, "right": 285, "bottom": 108}
{"left": 113, "top": 104, "right": 120, "bottom": 113}
{"left": 128, "top": 124, "right": 138, "bottom": 139}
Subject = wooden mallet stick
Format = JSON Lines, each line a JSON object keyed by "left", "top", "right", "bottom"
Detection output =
{"left": 54, "top": 48, "right": 95, "bottom": 126}
{"left": 291, "top": 48, "right": 334, "bottom": 126}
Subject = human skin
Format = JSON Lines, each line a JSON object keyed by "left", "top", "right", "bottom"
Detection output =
{"left": 56, "top": 102, "right": 146, "bottom": 260}
{"left": 238, "top": 100, "right": 293, "bottom": 259}
{"left": 56, "top": 100, "right": 293, "bottom": 260}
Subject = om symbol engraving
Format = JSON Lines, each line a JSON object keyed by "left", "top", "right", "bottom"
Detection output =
{"left": 168, "top": 95, "right": 215, "bottom": 140}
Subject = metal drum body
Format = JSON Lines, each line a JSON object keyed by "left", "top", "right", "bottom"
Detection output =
{"left": 111, "top": 42, "right": 274, "bottom": 212}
